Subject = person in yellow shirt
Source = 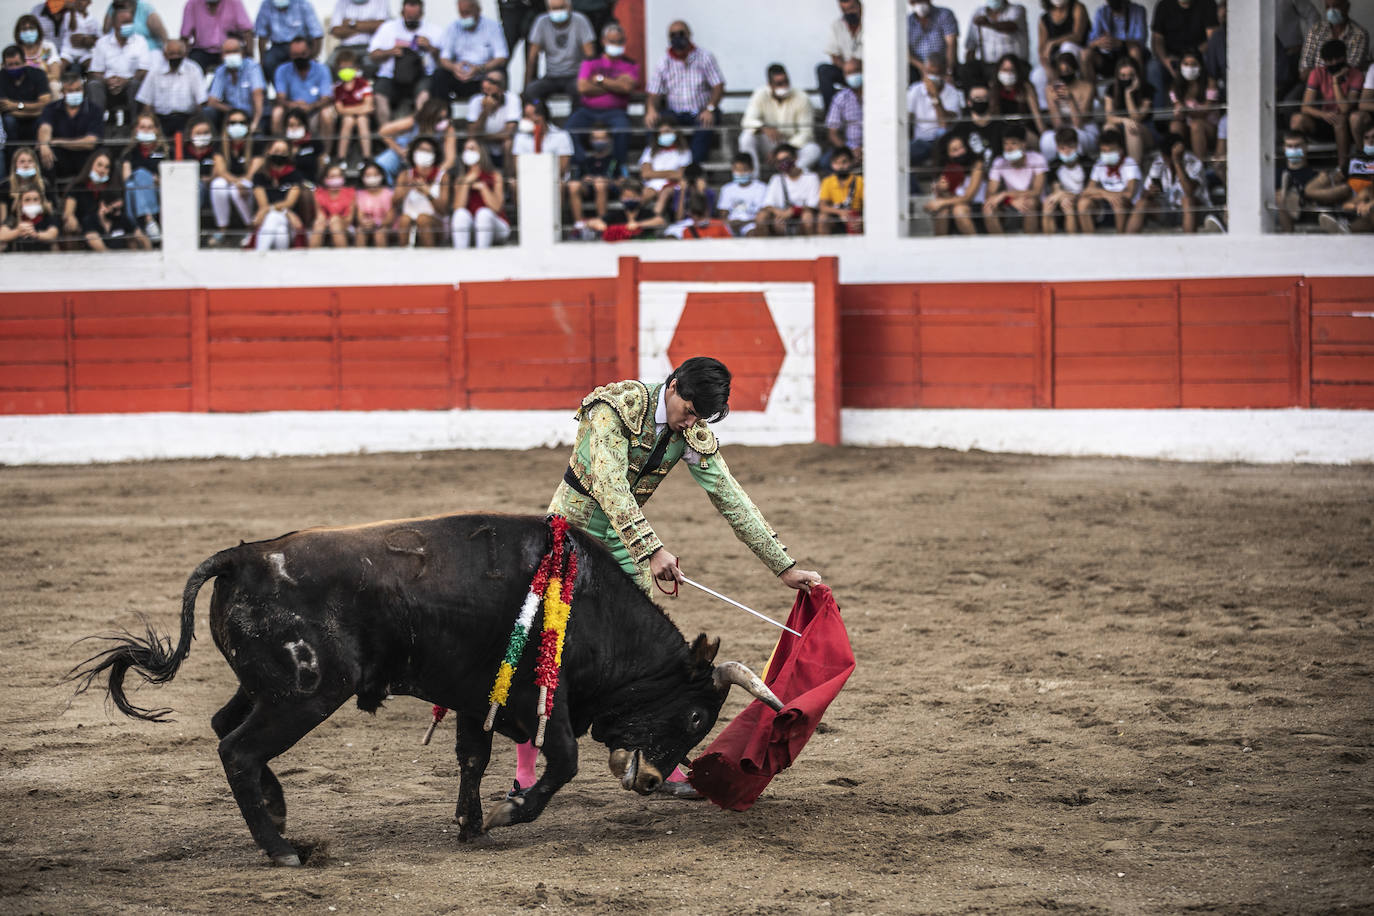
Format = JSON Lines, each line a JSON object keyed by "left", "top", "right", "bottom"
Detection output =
{"left": 818, "top": 145, "right": 863, "bottom": 234}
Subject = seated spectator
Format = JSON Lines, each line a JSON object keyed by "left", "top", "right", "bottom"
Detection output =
{"left": 715, "top": 152, "right": 768, "bottom": 237}
{"left": 637, "top": 117, "right": 692, "bottom": 220}
{"left": 377, "top": 97, "right": 454, "bottom": 181}
{"left": 826, "top": 59, "right": 865, "bottom": 170}
{"left": 0, "top": 186, "right": 60, "bottom": 251}
{"left": 755, "top": 142, "right": 819, "bottom": 236}
{"left": 511, "top": 98, "right": 573, "bottom": 183}
{"left": 310, "top": 161, "right": 354, "bottom": 247}
{"left": 60, "top": 146, "right": 114, "bottom": 238}
{"left": 283, "top": 107, "right": 322, "bottom": 182}
{"left": 1293, "top": 38, "right": 1362, "bottom": 168}
{"left": 333, "top": 48, "right": 375, "bottom": 164}
{"left": 120, "top": 110, "right": 167, "bottom": 240}
{"left": 567, "top": 21, "right": 638, "bottom": 168}
{"left": 1148, "top": 0, "right": 1220, "bottom": 110}
{"left": 1298, "top": 1, "right": 1369, "bottom": 93}
{"left": 135, "top": 39, "right": 205, "bottom": 137}
{"left": 254, "top": 0, "right": 323, "bottom": 82}
{"left": 180, "top": 0, "right": 253, "bottom": 72}
{"left": 582, "top": 178, "right": 667, "bottom": 241}
{"left": 251, "top": 137, "right": 303, "bottom": 249}
{"left": 55, "top": 0, "right": 100, "bottom": 72}
{"left": 742, "top": 64, "right": 820, "bottom": 174}
{"left": 15, "top": 14, "right": 62, "bottom": 85}
{"left": 818, "top": 0, "right": 862, "bottom": 114}
{"left": 524, "top": 0, "right": 595, "bottom": 105}
{"left": 37, "top": 69, "right": 103, "bottom": 184}
{"left": 671, "top": 161, "right": 715, "bottom": 223}
{"left": 1103, "top": 54, "right": 1153, "bottom": 168}
{"left": 963, "top": 0, "right": 1029, "bottom": 89}
{"left": 448, "top": 136, "right": 508, "bottom": 248}
{"left": 1128, "top": 132, "right": 1211, "bottom": 233}
{"left": 907, "top": 2, "right": 958, "bottom": 81}
{"left": 645, "top": 20, "right": 725, "bottom": 166}
{"left": 1308, "top": 122, "right": 1374, "bottom": 232}
{"left": 464, "top": 69, "right": 519, "bottom": 168}
{"left": 990, "top": 53, "right": 1045, "bottom": 145}
{"left": 1275, "top": 130, "right": 1320, "bottom": 232}
{"left": 818, "top": 145, "right": 863, "bottom": 235}
{"left": 179, "top": 115, "right": 217, "bottom": 234}
{"left": 924, "top": 134, "right": 985, "bottom": 236}
{"left": 207, "top": 108, "right": 255, "bottom": 246}
{"left": 566, "top": 122, "right": 620, "bottom": 226}
{"left": 982, "top": 123, "right": 1047, "bottom": 234}
{"left": 355, "top": 158, "right": 392, "bottom": 245}
{"left": 2, "top": 44, "right": 53, "bottom": 145}
{"left": 1084, "top": 0, "right": 1148, "bottom": 84}
{"left": 1167, "top": 49, "right": 1220, "bottom": 161}
{"left": 1042, "top": 126, "right": 1091, "bottom": 233}
{"left": 368, "top": 0, "right": 441, "bottom": 126}
{"left": 328, "top": 0, "right": 388, "bottom": 73}
{"left": 2, "top": 147, "right": 49, "bottom": 224}
{"left": 667, "top": 190, "right": 732, "bottom": 240}
{"left": 434, "top": 0, "right": 509, "bottom": 104}
{"left": 907, "top": 52, "right": 961, "bottom": 171}
{"left": 1031, "top": 0, "right": 1088, "bottom": 106}
{"left": 392, "top": 136, "right": 446, "bottom": 246}
{"left": 273, "top": 35, "right": 335, "bottom": 139}
{"left": 947, "top": 83, "right": 1003, "bottom": 169}
{"left": 88, "top": 4, "right": 151, "bottom": 132}
{"left": 206, "top": 36, "right": 264, "bottom": 132}
{"left": 1076, "top": 127, "right": 1139, "bottom": 233}
{"left": 1040, "top": 50, "right": 1098, "bottom": 161}
{"left": 101, "top": 0, "right": 168, "bottom": 52}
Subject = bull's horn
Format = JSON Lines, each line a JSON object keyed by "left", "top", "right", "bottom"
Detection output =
{"left": 713, "top": 661, "right": 784, "bottom": 711}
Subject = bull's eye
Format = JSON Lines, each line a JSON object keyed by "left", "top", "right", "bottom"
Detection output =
{"left": 688, "top": 708, "right": 705, "bottom": 731}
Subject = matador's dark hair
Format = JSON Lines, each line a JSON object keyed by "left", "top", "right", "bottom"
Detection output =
{"left": 668, "top": 357, "right": 731, "bottom": 423}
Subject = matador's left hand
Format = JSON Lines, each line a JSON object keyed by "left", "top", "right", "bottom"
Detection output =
{"left": 780, "top": 567, "right": 823, "bottom": 593}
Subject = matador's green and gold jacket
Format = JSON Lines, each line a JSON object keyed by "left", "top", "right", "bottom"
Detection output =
{"left": 549, "top": 379, "right": 795, "bottom": 586}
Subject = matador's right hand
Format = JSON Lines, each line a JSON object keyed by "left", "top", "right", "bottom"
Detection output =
{"left": 650, "top": 547, "right": 684, "bottom": 586}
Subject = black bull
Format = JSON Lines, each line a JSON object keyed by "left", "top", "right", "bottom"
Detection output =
{"left": 70, "top": 513, "right": 781, "bottom": 865}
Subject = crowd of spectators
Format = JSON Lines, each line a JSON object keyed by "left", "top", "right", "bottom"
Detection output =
{"left": 4, "top": 0, "right": 1373, "bottom": 251}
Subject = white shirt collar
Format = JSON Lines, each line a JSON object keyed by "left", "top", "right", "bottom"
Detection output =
{"left": 654, "top": 384, "right": 668, "bottom": 432}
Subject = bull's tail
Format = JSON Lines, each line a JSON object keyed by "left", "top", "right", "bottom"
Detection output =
{"left": 67, "top": 548, "right": 237, "bottom": 722}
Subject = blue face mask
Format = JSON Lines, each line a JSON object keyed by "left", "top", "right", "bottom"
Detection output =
{"left": 1365, "top": 143, "right": 1374, "bottom": 156}
{"left": 1060, "top": 150, "right": 1078, "bottom": 164}
{"left": 19, "top": 29, "right": 39, "bottom": 45}
{"left": 658, "top": 132, "right": 676, "bottom": 147}
{"left": 732, "top": 172, "right": 752, "bottom": 185}
{"left": 1284, "top": 147, "right": 1305, "bottom": 162}
{"left": 459, "top": 15, "right": 477, "bottom": 29}
{"left": 272, "top": 0, "right": 290, "bottom": 8}
{"left": 16, "top": 166, "right": 37, "bottom": 178}
{"left": 1327, "top": 8, "right": 1344, "bottom": 25}
{"left": 845, "top": 72, "right": 863, "bottom": 89}
{"left": 90, "top": 169, "right": 109, "bottom": 184}
{"left": 549, "top": 9, "right": 570, "bottom": 24}
{"left": 119, "top": 23, "right": 135, "bottom": 38}
{"left": 65, "top": 90, "right": 84, "bottom": 107}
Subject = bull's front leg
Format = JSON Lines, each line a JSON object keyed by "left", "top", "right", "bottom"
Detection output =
{"left": 453, "top": 714, "right": 494, "bottom": 844}
{"left": 483, "top": 713, "right": 578, "bottom": 831}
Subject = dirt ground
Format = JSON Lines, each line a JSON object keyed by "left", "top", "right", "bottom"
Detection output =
{"left": 2, "top": 445, "right": 1372, "bottom": 915}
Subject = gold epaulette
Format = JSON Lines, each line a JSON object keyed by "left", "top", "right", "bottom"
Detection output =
{"left": 578, "top": 380, "right": 651, "bottom": 435}
{"left": 684, "top": 420, "right": 718, "bottom": 457}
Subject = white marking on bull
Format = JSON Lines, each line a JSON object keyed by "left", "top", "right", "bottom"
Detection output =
{"left": 268, "top": 552, "right": 297, "bottom": 585}
{"left": 284, "top": 639, "right": 320, "bottom": 692}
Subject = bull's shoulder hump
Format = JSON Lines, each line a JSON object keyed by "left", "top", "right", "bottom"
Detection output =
{"left": 580, "top": 380, "right": 650, "bottom": 435}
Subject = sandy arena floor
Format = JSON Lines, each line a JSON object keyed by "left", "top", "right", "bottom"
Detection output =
{"left": 1, "top": 445, "right": 1371, "bottom": 914}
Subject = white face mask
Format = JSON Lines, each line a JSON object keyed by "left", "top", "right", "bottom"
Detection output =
{"left": 1005, "top": 148, "right": 1025, "bottom": 163}
{"left": 363, "top": 173, "right": 383, "bottom": 187}
{"left": 223, "top": 53, "right": 242, "bottom": 69}
{"left": 227, "top": 122, "right": 249, "bottom": 140}
{"left": 772, "top": 86, "right": 789, "bottom": 100}
{"left": 517, "top": 117, "right": 535, "bottom": 134}
{"left": 1100, "top": 150, "right": 1121, "bottom": 166}
{"left": 461, "top": 148, "right": 482, "bottom": 166}
{"left": 22, "top": 202, "right": 44, "bottom": 219}
{"left": 191, "top": 133, "right": 213, "bottom": 147}
{"left": 997, "top": 70, "right": 1017, "bottom": 87}
{"left": 1180, "top": 64, "right": 1201, "bottom": 81}
{"left": 603, "top": 43, "right": 624, "bottom": 57}
{"left": 136, "top": 130, "right": 157, "bottom": 143}
{"left": 90, "top": 169, "right": 109, "bottom": 183}
{"left": 413, "top": 149, "right": 436, "bottom": 168}
{"left": 286, "top": 127, "right": 306, "bottom": 140}
{"left": 911, "top": 2, "right": 932, "bottom": 17}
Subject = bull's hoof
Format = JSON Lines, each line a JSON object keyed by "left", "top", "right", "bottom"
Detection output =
{"left": 271, "top": 853, "right": 302, "bottom": 867}
{"left": 656, "top": 781, "right": 704, "bottom": 800}
{"left": 459, "top": 830, "right": 494, "bottom": 846}
{"left": 482, "top": 797, "right": 523, "bottom": 830}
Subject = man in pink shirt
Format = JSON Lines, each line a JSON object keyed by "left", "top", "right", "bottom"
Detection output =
{"left": 181, "top": 0, "right": 253, "bottom": 72}
{"left": 982, "top": 123, "right": 1048, "bottom": 233}
{"left": 565, "top": 21, "right": 639, "bottom": 170}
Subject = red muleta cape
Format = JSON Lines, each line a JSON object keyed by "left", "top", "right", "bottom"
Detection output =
{"left": 688, "top": 584, "right": 855, "bottom": 811}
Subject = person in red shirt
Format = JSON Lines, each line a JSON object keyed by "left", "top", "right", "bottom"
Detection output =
{"left": 1292, "top": 38, "right": 1364, "bottom": 167}
{"left": 311, "top": 162, "right": 356, "bottom": 248}
{"left": 332, "top": 48, "right": 375, "bottom": 165}
{"left": 447, "top": 136, "right": 509, "bottom": 248}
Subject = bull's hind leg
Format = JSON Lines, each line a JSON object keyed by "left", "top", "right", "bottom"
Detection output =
{"left": 484, "top": 714, "right": 578, "bottom": 830}
{"left": 217, "top": 692, "right": 348, "bottom": 866}
{"left": 453, "top": 715, "right": 494, "bottom": 843}
{"left": 212, "top": 689, "right": 287, "bottom": 833}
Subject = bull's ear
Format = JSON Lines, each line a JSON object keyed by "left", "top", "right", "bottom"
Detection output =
{"left": 689, "top": 633, "right": 720, "bottom": 666}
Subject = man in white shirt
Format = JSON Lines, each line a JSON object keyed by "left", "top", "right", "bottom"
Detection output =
{"left": 464, "top": 69, "right": 520, "bottom": 166}
{"left": 740, "top": 63, "right": 819, "bottom": 173}
{"left": 135, "top": 39, "right": 206, "bottom": 136}
{"left": 510, "top": 98, "right": 573, "bottom": 176}
{"left": 87, "top": 3, "right": 152, "bottom": 130}
{"left": 434, "top": 0, "right": 509, "bottom": 104}
{"left": 58, "top": 0, "right": 100, "bottom": 69}
{"left": 329, "top": 0, "right": 389, "bottom": 73}
{"left": 368, "top": 0, "right": 441, "bottom": 124}
{"left": 817, "top": 0, "right": 862, "bottom": 112}
{"left": 906, "top": 51, "right": 962, "bottom": 167}
{"left": 755, "top": 142, "right": 820, "bottom": 236}
{"left": 715, "top": 152, "right": 768, "bottom": 236}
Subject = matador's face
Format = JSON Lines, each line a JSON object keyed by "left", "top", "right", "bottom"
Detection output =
{"left": 664, "top": 380, "right": 700, "bottom": 433}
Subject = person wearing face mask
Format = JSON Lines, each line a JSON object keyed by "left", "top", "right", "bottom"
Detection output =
{"left": 1, "top": 148, "right": 49, "bottom": 226}
{"left": 1103, "top": 55, "right": 1153, "bottom": 167}
{"left": 1128, "top": 131, "right": 1212, "bottom": 234}
{"left": 368, "top": 0, "right": 441, "bottom": 126}
{"left": 83, "top": 187, "right": 147, "bottom": 249}
{"left": 326, "top": 0, "right": 388, "bottom": 76}
{"left": 0, "top": 188, "right": 59, "bottom": 251}
{"left": 179, "top": 115, "right": 219, "bottom": 233}
{"left": 1041, "top": 126, "right": 1091, "bottom": 233}
{"left": 1029, "top": 0, "right": 1087, "bottom": 107}
{"left": 250, "top": 139, "right": 302, "bottom": 249}
{"left": 206, "top": 36, "right": 264, "bottom": 133}
{"left": 982, "top": 124, "right": 1047, "bottom": 234}
{"left": 525, "top": 0, "right": 595, "bottom": 105}
{"left": 947, "top": 84, "right": 1003, "bottom": 172}
{"left": 826, "top": 59, "right": 865, "bottom": 172}
{"left": 253, "top": 0, "right": 323, "bottom": 81}
{"left": 566, "top": 22, "right": 637, "bottom": 169}
{"left": 1076, "top": 128, "right": 1139, "bottom": 233}
{"left": 565, "top": 123, "right": 619, "bottom": 227}
{"left": 448, "top": 138, "right": 510, "bottom": 248}
{"left": 354, "top": 159, "right": 393, "bottom": 246}
{"left": 645, "top": 20, "right": 725, "bottom": 167}
{"left": 100, "top": 0, "right": 168, "bottom": 52}
{"left": 963, "top": 0, "right": 1028, "bottom": 89}
{"left": 392, "top": 138, "right": 446, "bottom": 246}
{"left": 14, "top": 13, "right": 62, "bottom": 85}
{"left": 87, "top": 5, "right": 150, "bottom": 131}
{"left": 463, "top": 69, "right": 520, "bottom": 169}
{"left": 511, "top": 99, "right": 574, "bottom": 178}
{"left": 1299, "top": 2, "right": 1369, "bottom": 88}
{"left": 54, "top": 0, "right": 100, "bottom": 71}
{"left": 434, "top": 0, "right": 509, "bottom": 104}
{"left": 1315, "top": 122, "right": 1374, "bottom": 232}
{"left": 119, "top": 111, "right": 166, "bottom": 240}
{"left": 1148, "top": 0, "right": 1220, "bottom": 111}
{"left": 925, "top": 134, "right": 985, "bottom": 235}
{"left": 60, "top": 147, "right": 115, "bottom": 241}
{"left": 134, "top": 39, "right": 205, "bottom": 138}
{"left": 637, "top": 117, "right": 692, "bottom": 219}
{"left": 309, "top": 162, "right": 355, "bottom": 247}
{"left": 988, "top": 53, "right": 1046, "bottom": 142}
{"left": 332, "top": 47, "right": 374, "bottom": 165}
{"left": 270, "top": 35, "right": 336, "bottom": 143}
{"left": 2, "top": 44, "right": 54, "bottom": 145}
{"left": 1274, "top": 130, "right": 1319, "bottom": 232}
{"left": 741, "top": 63, "right": 819, "bottom": 175}
{"left": 1039, "top": 50, "right": 1099, "bottom": 163}
{"left": 906, "top": 1, "right": 958, "bottom": 85}
{"left": 1168, "top": 49, "right": 1220, "bottom": 161}
{"left": 1084, "top": 0, "right": 1148, "bottom": 86}
{"left": 1294, "top": 38, "right": 1364, "bottom": 168}
{"left": 817, "top": 145, "right": 863, "bottom": 235}
{"left": 755, "top": 142, "right": 820, "bottom": 237}
{"left": 818, "top": 0, "right": 863, "bottom": 114}
{"left": 376, "top": 97, "right": 454, "bottom": 182}
{"left": 180, "top": 0, "right": 253, "bottom": 72}
{"left": 907, "top": 50, "right": 961, "bottom": 176}
{"left": 209, "top": 108, "right": 257, "bottom": 245}
{"left": 37, "top": 68, "right": 102, "bottom": 183}
{"left": 280, "top": 107, "right": 320, "bottom": 181}
{"left": 711, "top": 152, "right": 766, "bottom": 237}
